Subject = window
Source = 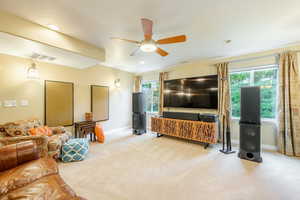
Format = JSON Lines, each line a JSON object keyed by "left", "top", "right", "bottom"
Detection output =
{"left": 230, "top": 67, "right": 278, "bottom": 119}
{"left": 142, "top": 81, "right": 160, "bottom": 113}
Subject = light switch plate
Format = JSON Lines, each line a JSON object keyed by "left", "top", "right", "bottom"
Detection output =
{"left": 11, "top": 100, "right": 17, "bottom": 107}
{"left": 4, "top": 100, "right": 11, "bottom": 107}
{"left": 4, "top": 100, "right": 17, "bottom": 107}
{"left": 20, "top": 100, "right": 29, "bottom": 106}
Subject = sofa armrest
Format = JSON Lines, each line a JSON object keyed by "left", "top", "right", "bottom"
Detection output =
{"left": 0, "top": 141, "right": 40, "bottom": 172}
{"left": 0, "top": 136, "right": 48, "bottom": 158}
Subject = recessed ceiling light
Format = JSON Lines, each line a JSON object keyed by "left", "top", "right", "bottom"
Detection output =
{"left": 140, "top": 61, "right": 145, "bottom": 64}
{"left": 47, "top": 24, "right": 60, "bottom": 31}
{"left": 225, "top": 40, "right": 232, "bottom": 44}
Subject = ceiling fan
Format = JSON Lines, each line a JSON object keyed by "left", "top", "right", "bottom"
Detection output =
{"left": 111, "top": 18, "right": 187, "bottom": 57}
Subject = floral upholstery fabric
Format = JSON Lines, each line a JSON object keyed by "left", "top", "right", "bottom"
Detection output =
{"left": 0, "top": 119, "right": 72, "bottom": 158}
{"left": 0, "top": 119, "right": 42, "bottom": 137}
{"left": 51, "top": 126, "right": 66, "bottom": 135}
{"left": 0, "top": 131, "right": 6, "bottom": 139}
{"left": 48, "top": 132, "right": 72, "bottom": 158}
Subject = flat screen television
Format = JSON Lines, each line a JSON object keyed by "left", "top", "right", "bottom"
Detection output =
{"left": 164, "top": 75, "right": 218, "bottom": 109}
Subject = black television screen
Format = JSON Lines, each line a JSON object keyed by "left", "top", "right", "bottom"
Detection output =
{"left": 164, "top": 75, "right": 218, "bottom": 109}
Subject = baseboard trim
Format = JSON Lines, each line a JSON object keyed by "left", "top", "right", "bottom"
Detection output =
{"left": 231, "top": 139, "right": 277, "bottom": 151}
{"left": 104, "top": 128, "right": 278, "bottom": 151}
{"left": 105, "top": 126, "right": 131, "bottom": 135}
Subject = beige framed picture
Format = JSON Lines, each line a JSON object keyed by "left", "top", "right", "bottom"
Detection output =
{"left": 45, "top": 80, "right": 74, "bottom": 126}
{"left": 91, "top": 85, "right": 109, "bottom": 122}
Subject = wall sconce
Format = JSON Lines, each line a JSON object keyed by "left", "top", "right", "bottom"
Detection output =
{"left": 114, "top": 78, "right": 121, "bottom": 88}
{"left": 27, "top": 62, "right": 39, "bottom": 79}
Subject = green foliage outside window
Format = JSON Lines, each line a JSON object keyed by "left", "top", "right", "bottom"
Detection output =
{"left": 230, "top": 72, "right": 250, "bottom": 117}
{"left": 230, "top": 68, "right": 278, "bottom": 119}
{"left": 142, "top": 81, "right": 160, "bottom": 113}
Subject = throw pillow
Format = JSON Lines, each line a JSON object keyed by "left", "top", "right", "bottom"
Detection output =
{"left": 29, "top": 126, "right": 53, "bottom": 136}
{"left": 0, "top": 125, "right": 6, "bottom": 138}
{"left": 51, "top": 126, "right": 66, "bottom": 135}
{"left": 5, "top": 127, "right": 27, "bottom": 137}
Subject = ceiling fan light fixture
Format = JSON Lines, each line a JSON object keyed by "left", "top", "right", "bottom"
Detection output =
{"left": 112, "top": 18, "right": 186, "bottom": 56}
{"left": 140, "top": 41, "right": 157, "bottom": 52}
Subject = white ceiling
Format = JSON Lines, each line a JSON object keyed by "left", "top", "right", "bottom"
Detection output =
{"left": 1, "top": 0, "right": 300, "bottom": 73}
{"left": 0, "top": 32, "right": 100, "bottom": 69}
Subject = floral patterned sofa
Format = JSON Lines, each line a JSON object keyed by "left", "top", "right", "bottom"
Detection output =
{"left": 0, "top": 119, "right": 72, "bottom": 158}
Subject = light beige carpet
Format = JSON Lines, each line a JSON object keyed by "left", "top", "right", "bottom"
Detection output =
{"left": 59, "top": 130, "right": 300, "bottom": 200}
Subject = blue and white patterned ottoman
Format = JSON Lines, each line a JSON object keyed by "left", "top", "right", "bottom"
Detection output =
{"left": 61, "top": 138, "right": 89, "bottom": 162}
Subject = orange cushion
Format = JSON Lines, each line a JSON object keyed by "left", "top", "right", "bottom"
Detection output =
{"left": 95, "top": 124, "right": 105, "bottom": 143}
{"left": 29, "top": 126, "right": 53, "bottom": 136}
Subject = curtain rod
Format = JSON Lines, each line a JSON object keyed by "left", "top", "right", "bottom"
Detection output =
{"left": 227, "top": 50, "right": 300, "bottom": 64}
{"left": 228, "top": 53, "right": 279, "bottom": 64}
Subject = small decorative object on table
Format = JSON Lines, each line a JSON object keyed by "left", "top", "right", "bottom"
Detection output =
{"left": 85, "top": 112, "right": 93, "bottom": 121}
{"left": 61, "top": 138, "right": 89, "bottom": 162}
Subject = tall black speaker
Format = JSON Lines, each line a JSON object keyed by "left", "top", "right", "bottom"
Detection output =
{"left": 132, "top": 92, "right": 146, "bottom": 135}
{"left": 240, "top": 86, "right": 261, "bottom": 124}
{"left": 238, "top": 86, "right": 262, "bottom": 163}
{"left": 133, "top": 93, "right": 145, "bottom": 113}
{"left": 133, "top": 113, "right": 146, "bottom": 129}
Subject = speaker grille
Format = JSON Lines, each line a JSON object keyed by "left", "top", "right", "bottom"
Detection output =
{"left": 132, "top": 113, "right": 146, "bottom": 130}
{"left": 163, "top": 112, "right": 199, "bottom": 121}
{"left": 240, "top": 87, "right": 261, "bottom": 124}
{"left": 240, "top": 123, "right": 261, "bottom": 153}
{"left": 133, "top": 93, "right": 145, "bottom": 113}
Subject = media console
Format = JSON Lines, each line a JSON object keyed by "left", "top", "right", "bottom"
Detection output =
{"left": 151, "top": 112, "right": 219, "bottom": 148}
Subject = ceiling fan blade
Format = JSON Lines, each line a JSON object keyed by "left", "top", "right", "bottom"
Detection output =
{"left": 156, "top": 48, "right": 169, "bottom": 57}
{"left": 157, "top": 35, "right": 186, "bottom": 45}
{"left": 130, "top": 47, "right": 140, "bottom": 56}
{"left": 141, "top": 18, "right": 153, "bottom": 40}
{"left": 111, "top": 37, "right": 140, "bottom": 44}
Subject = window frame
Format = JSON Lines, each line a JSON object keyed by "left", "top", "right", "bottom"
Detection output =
{"left": 229, "top": 64, "right": 279, "bottom": 122}
{"left": 141, "top": 80, "right": 160, "bottom": 114}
